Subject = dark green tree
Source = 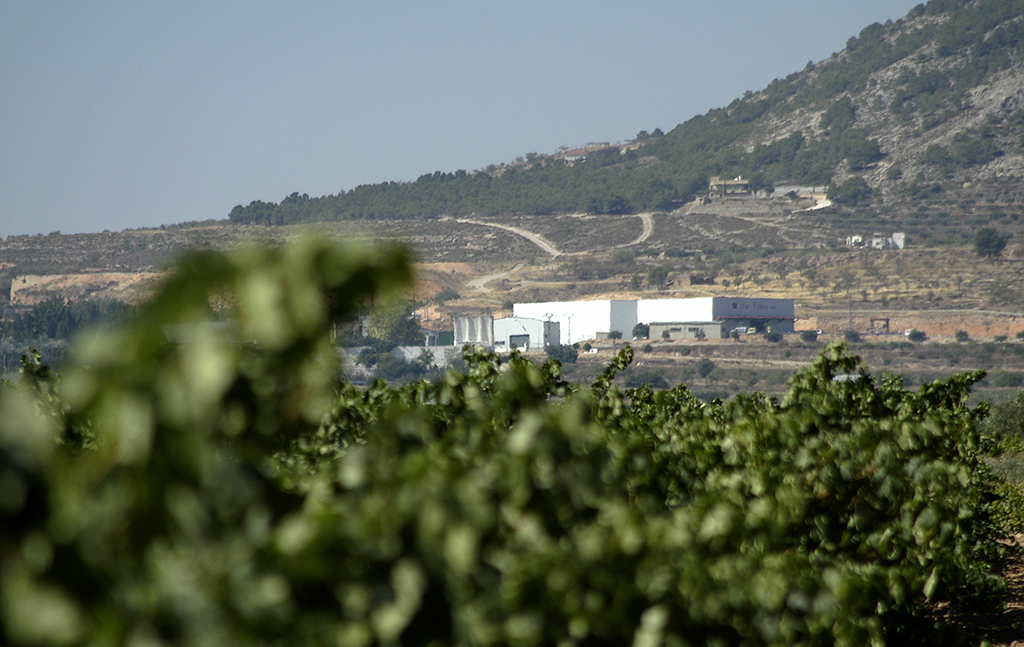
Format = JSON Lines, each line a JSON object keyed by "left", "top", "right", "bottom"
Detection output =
{"left": 974, "top": 228, "right": 1008, "bottom": 258}
{"left": 821, "top": 96, "right": 856, "bottom": 133}
{"left": 828, "top": 177, "right": 872, "bottom": 205}
{"left": 367, "top": 298, "right": 424, "bottom": 345}
{"left": 647, "top": 266, "right": 669, "bottom": 288}
{"left": 696, "top": 357, "right": 716, "bottom": 386}
{"left": 545, "top": 344, "right": 578, "bottom": 365}
{"left": 907, "top": 329, "right": 928, "bottom": 342}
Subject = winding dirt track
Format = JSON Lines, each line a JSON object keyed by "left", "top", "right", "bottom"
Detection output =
{"left": 469, "top": 263, "right": 524, "bottom": 292}
{"left": 456, "top": 213, "right": 655, "bottom": 258}
{"left": 455, "top": 219, "right": 562, "bottom": 256}
{"left": 619, "top": 213, "right": 654, "bottom": 247}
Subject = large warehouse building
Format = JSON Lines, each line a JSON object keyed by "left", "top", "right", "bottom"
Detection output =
{"left": 513, "top": 300, "right": 637, "bottom": 346}
{"left": 515, "top": 297, "right": 793, "bottom": 344}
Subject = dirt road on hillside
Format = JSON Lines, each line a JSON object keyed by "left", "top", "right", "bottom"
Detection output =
{"left": 456, "top": 213, "right": 654, "bottom": 258}
{"left": 469, "top": 263, "right": 524, "bottom": 291}
{"left": 455, "top": 219, "right": 562, "bottom": 256}
{"left": 618, "top": 213, "right": 654, "bottom": 247}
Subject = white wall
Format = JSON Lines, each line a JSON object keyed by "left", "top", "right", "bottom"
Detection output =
{"left": 637, "top": 298, "right": 714, "bottom": 324}
{"left": 494, "top": 317, "right": 544, "bottom": 350}
{"left": 609, "top": 301, "right": 637, "bottom": 340}
{"left": 514, "top": 300, "right": 635, "bottom": 344}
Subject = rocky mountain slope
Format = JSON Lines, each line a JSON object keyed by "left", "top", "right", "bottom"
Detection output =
{"left": 224, "top": 0, "right": 1024, "bottom": 252}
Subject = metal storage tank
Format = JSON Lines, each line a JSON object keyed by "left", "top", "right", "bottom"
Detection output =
{"left": 453, "top": 314, "right": 494, "bottom": 347}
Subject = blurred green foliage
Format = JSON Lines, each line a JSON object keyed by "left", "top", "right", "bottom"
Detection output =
{"left": 0, "top": 237, "right": 1017, "bottom": 646}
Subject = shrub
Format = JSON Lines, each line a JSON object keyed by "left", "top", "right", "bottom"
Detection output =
{"left": 992, "top": 372, "right": 1024, "bottom": 388}
{"left": 433, "top": 286, "right": 460, "bottom": 303}
{"left": 545, "top": 344, "right": 579, "bottom": 365}
{"left": 974, "top": 228, "right": 1008, "bottom": 258}
{"left": 906, "top": 329, "right": 928, "bottom": 342}
{"left": 764, "top": 330, "right": 783, "bottom": 342}
{"left": 624, "top": 369, "right": 669, "bottom": 389}
{"left": 800, "top": 330, "right": 819, "bottom": 342}
{"left": 828, "top": 177, "right": 872, "bottom": 205}
{"left": 985, "top": 388, "right": 1024, "bottom": 444}
{"left": 955, "top": 330, "right": 970, "bottom": 343}
{"left": 844, "top": 330, "right": 862, "bottom": 343}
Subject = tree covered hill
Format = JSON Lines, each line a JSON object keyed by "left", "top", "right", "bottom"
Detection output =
{"left": 230, "top": 0, "right": 1024, "bottom": 227}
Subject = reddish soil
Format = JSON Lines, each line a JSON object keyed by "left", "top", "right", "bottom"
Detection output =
{"left": 801, "top": 311, "right": 1024, "bottom": 340}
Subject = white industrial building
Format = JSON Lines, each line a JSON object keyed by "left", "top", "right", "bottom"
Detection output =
{"left": 493, "top": 317, "right": 560, "bottom": 351}
{"left": 514, "top": 297, "right": 794, "bottom": 344}
{"left": 640, "top": 297, "right": 794, "bottom": 336}
{"left": 513, "top": 300, "right": 637, "bottom": 345}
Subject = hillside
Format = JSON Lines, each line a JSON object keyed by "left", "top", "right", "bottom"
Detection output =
{"left": 225, "top": 0, "right": 1024, "bottom": 251}
{"left": 5, "top": 0, "right": 1024, "bottom": 401}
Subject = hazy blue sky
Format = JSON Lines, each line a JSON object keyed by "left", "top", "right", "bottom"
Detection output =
{"left": 1, "top": 1, "right": 923, "bottom": 238}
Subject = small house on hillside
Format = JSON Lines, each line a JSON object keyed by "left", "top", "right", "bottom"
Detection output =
{"left": 563, "top": 149, "right": 588, "bottom": 163}
{"left": 709, "top": 175, "right": 751, "bottom": 197}
{"left": 847, "top": 232, "right": 905, "bottom": 249}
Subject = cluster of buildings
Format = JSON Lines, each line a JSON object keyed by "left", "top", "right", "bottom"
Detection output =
{"left": 703, "top": 177, "right": 829, "bottom": 201}
{"left": 453, "top": 297, "right": 795, "bottom": 349}
{"left": 846, "top": 232, "right": 906, "bottom": 249}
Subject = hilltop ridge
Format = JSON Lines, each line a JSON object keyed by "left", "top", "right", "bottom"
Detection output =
{"left": 226, "top": 0, "right": 1024, "bottom": 252}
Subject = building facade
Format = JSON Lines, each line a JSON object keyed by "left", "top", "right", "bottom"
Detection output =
{"left": 649, "top": 321, "right": 724, "bottom": 341}
{"left": 515, "top": 297, "right": 794, "bottom": 343}
{"left": 513, "top": 300, "right": 636, "bottom": 345}
{"left": 493, "top": 317, "right": 560, "bottom": 351}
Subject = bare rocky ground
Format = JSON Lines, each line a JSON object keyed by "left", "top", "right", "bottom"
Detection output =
{"left": 5, "top": 213, "right": 1024, "bottom": 340}
{"left": 4, "top": 208, "right": 1024, "bottom": 319}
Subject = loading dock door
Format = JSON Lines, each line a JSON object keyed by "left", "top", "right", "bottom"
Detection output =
{"left": 509, "top": 334, "right": 530, "bottom": 350}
